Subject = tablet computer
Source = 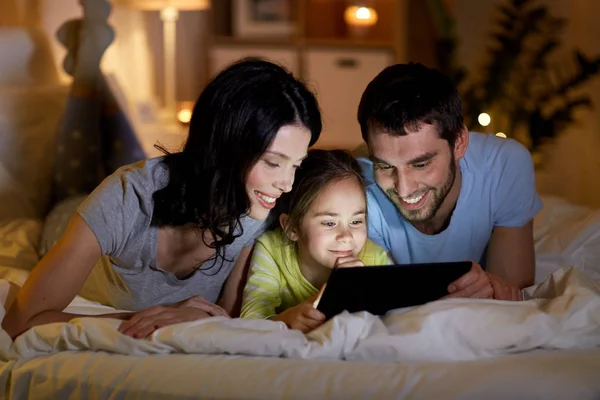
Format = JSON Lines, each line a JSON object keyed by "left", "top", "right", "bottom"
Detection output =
{"left": 314, "top": 261, "right": 472, "bottom": 320}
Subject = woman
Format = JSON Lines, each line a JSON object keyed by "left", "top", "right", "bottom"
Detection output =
{"left": 2, "top": 58, "right": 322, "bottom": 339}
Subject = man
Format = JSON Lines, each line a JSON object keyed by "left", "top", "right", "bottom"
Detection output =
{"left": 356, "top": 62, "right": 542, "bottom": 301}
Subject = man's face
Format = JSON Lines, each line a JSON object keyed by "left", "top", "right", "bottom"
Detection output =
{"left": 367, "top": 124, "right": 464, "bottom": 223}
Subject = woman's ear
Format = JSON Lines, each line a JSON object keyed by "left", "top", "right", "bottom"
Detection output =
{"left": 279, "top": 214, "right": 298, "bottom": 241}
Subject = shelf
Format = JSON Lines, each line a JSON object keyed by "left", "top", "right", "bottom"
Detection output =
{"left": 303, "top": 38, "right": 395, "bottom": 50}
{"left": 211, "top": 35, "right": 297, "bottom": 48}
{"left": 211, "top": 35, "right": 395, "bottom": 51}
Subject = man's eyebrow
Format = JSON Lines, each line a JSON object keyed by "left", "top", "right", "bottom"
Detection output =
{"left": 369, "top": 155, "right": 391, "bottom": 165}
{"left": 407, "top": 152, "right": 437, "bottom": 165}
{"left": 265, "top": 151, "right": 307, "bottom": 162}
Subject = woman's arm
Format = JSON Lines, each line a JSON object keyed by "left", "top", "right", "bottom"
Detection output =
{"left": 1, "top": 213, "right": 121, "bottom": 339}
{"left": 218, "top": 246, "right": 253, "bottom": 317}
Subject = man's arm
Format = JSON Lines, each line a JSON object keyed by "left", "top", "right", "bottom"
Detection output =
{"left": 485, "top": 220, "right": 535, "bottom": 289}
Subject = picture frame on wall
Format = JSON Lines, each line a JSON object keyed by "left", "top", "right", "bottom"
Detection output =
{"left": 233, "top": 0, "right": 295, "bottom": 38}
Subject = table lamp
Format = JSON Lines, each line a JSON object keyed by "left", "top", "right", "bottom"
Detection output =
{"left": 112, "top": 0, "right": 210, "bottom": 117}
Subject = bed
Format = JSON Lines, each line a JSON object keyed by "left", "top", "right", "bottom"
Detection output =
{"left": 1, "top": 19, "right": 600, "bottom": 400}
{"left": 0, "top": 199, "right": 599, "bottom": 399}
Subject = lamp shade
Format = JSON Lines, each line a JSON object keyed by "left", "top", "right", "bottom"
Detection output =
{"left": 112, "top": 0, "right": 210, "bottom": 10}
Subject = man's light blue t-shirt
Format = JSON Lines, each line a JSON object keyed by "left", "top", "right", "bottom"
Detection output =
{"left": 359, "top": 131, "right": 543, "bottom": 266}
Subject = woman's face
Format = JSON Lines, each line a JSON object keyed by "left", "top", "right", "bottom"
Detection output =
{"left": 246, "top": 124, "right": 312, "bottom": 220}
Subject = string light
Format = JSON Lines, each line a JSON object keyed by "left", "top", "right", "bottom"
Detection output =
{"left": 495, "top": 132, "right": 507, "bottom": 138}
{"left": 478, "top": 113, "right": 491, "bottom": 126}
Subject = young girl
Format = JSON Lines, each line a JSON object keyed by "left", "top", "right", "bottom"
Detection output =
{"left": 2, "top": 58, "right": 322, "bottom": 340}
{"left": 240, "top": 150, "right": 390, "bottom": 333}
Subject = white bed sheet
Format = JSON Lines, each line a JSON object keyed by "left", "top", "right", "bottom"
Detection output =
{"left": 4, "top": 349, "right": 600, "bottom": 399}
{"left": 0, "top": 268, "right": 599, "bottom": 399}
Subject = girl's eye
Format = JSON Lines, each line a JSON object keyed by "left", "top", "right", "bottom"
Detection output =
{"left": 351, "top": 220, "right": 364, "bottom": 226}
{"left": 321, "top": 221, "right": 336, "bottom": 227}
{"left": 265, "top": 161, "right": 280, "bottom": 168}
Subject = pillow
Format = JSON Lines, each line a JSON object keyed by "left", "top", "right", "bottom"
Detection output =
{"left": 39, "top": 195, "right": 87, "bottom": 257}
{"left": 0, "top": 84, "right": 69, "bottom": 222}
{"left": 534, "top": 195, "right": 600, "bottom": 284}
{"left": 0, "top": 218, "right": 42, "bottom": 271}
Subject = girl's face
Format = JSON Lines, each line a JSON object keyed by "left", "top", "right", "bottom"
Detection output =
{"left": 295, "top": 177, "right": 368, "bottom": 270}
{"left": 246, "top": 124, "right": 312, "bottom": 220}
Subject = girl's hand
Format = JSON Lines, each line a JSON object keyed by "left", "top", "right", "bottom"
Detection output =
{"left": 118, "top": 303, "right": 229, "bottom": 339}
{"left": 272, "top": 302, "right": 325, "bottom": 333}
{"left": 334, "top": 256, "right": 364, "bottom": 268}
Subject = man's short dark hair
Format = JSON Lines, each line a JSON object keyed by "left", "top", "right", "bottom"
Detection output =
{"left": 357, "top": 62, "right": 464, "bottom": 147}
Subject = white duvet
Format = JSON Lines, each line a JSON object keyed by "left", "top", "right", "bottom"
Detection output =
{"left": 1, "top": 267, "right": 598, "bottom": 363}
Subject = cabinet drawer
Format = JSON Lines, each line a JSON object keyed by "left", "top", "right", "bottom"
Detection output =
{"left": 304, "top": 48, "right": 393, "bottom": 150}
{"left": 210, "top": 46, "right": 299, "bottom": 77}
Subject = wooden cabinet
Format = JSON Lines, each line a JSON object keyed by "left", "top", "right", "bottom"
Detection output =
{"left": 209, "top": 44, "right": 393, "bottom": 150}
{"left": 204, "top": 0, "right": 426, "bottom": 150}
{"left": 210, "top": 45, "right": 300, "bottom": 77}
{"left": 304, "top": 47, "right": 393, "bottom": 149}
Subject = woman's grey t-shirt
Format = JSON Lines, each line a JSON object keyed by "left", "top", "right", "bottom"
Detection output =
{"left": 77, "top": 158, "right": 267, "bottom": 311}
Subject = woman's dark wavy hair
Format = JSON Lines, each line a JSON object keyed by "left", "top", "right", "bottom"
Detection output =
{"left": 152, "top": 58, "right": 322, "bottom": 267}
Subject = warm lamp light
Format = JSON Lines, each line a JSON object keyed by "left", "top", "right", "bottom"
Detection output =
{"left": 344, "top": 6, "right": 378, "bottom": 27}
{"left": 344, "top": 5, "right": 378, "bottom": 38}
{"left": 177, "top": 101, "right": 194, "bottom": 126}
{"left": 112, "top": 0, "right": 210, "bottom": 118}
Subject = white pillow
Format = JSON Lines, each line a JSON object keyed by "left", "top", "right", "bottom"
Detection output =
{"left": 0, "top": 84, "right": 69, "bottom": 222}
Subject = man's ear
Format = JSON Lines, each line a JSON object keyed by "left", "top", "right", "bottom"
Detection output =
{"left": 279, "top": 213, "right": 298, "bottom": 241}
{"left": 453, "top": 126, "right": 469, "bottom": 160}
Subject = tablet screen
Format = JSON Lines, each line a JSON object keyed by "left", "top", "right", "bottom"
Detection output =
{"left": 315, "top": 261, "right": 472, "bottom": 320}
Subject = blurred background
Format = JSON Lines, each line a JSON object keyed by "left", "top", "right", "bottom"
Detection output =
{"left": 1, "top": 0, "right": 599, "bottom": 208}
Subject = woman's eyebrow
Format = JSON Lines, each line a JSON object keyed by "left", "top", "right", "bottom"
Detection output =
{"left": 265, "top": 151, "right": 307, "bottom": 162}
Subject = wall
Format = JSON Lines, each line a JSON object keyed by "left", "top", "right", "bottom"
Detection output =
{"left": 3, "top": 0, "right": 209, "bottom": 115}
{"left": 144, "top": 10, "right": 209, "bottom": 105}
{"left": 454, "top": 0, "right": 600, "bottom": 208}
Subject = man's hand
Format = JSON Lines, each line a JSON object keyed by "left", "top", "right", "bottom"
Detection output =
{"left": 334, "top": 256, "right": 364, "bottom": 268}
{"left": 118, "top": 298, "right": 229, "bottom": 339}
{"left": 271, "top": 301, "right": 325, "bottom": 333}
{"left": 443, "top": 262, "right": 494, "bottom": 299}
{"left": 488, "top": 273, "right": 523, "bottom": 301}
